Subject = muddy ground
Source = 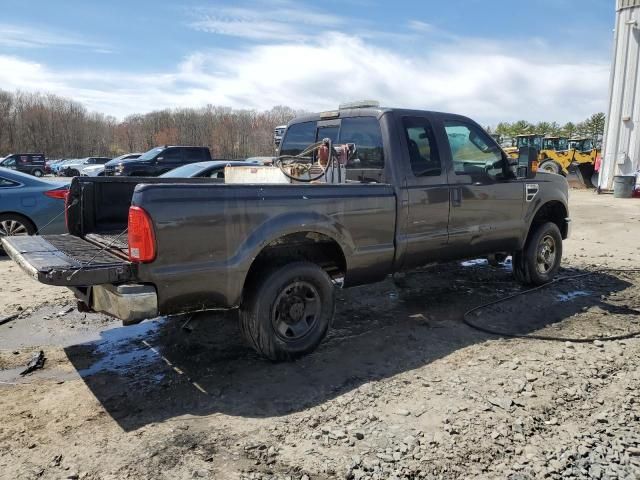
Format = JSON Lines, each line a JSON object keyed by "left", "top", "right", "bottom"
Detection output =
{"left": 0, "top": 190, "right": 639, "bottom": 480}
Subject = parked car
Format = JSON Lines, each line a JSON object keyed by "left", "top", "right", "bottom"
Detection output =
{"left": 45, "top": 159, "right": 63, "bottom": 174}
{"left": 0, "top": 167, "right": 68, "bottom": 249}
{"left": 0, "top": 153, "right": 47, "bottom": 177}
{"left": 1, "top": 105, "right": 569, "bottom": 362}
{"left": 51, "top": 159, "right": 78, "bottom": 175}
{"left": 245, "top": 156, "right": 275, "bottom": 165}
{"left": 80, "top": 153, "right": 142, "bottom": 176}
{"left": 103, "top": 146, "right": 212, "bottom": 176}
{"left": 160, "top": 160, "right": 261, "bottom": 178}
{"left": 59, "top": 157, "right": 112, "bottom": 177}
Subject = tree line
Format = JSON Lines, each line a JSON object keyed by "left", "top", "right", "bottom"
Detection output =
{"left": 0, "top": 89, "right": 299, "bottom": 159}
{"left": 0, "top": 88, "right": 607, "bottom": 159}
{"left": 488, "top": 112, "right": 606, "bottom": 142}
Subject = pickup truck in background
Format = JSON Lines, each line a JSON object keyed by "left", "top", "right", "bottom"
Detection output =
{"left": 103, "top": 146, "right": 212, "bottom": 177}
{"left": 1, "top": 105, "right": 570, "bottom": 361}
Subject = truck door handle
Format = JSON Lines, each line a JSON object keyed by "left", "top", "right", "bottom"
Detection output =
{"left": 451, "top": 187, "right": 462, "bottom": 207}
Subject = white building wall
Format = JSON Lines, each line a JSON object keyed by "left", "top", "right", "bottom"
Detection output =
{"left": 600, "top": 0, "right": 640, "bottom": 190}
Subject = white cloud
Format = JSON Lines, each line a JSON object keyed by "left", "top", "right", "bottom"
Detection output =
{"left": 0, "top": 30, "right": 610, "bottom": 125}
{"left": 189, "top": 3, "right": 344, "bottom": 42}
{"left": 0, "top": 23, "right": 105, "bottom": 50}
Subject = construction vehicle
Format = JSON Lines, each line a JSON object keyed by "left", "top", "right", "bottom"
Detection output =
{"left": 568, "top": 137, "right": 600, "bottom": 187}
{"left": 503, "top": 134, "right": 597, "bottom": 187}
{"left": 537, "top": 136, "right": 574, "bottom": 175}
{"left": 504, "top": 134, "right": 543, "bottom": 158}
{"left": 568, "top": 137, "right": 600, "bottom": 164}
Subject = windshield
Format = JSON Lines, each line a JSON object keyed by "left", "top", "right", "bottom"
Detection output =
{"left": 160, "top": 163, "right": 204, "bottom": 177}
{"left": 517, "top": 136, "right": 542, "bottom": 149}
{"left": 138, "top": 147, "right": 164, "bottom": 161}
{"left": 542, "top": 138, "right": 567, "bottom": 150}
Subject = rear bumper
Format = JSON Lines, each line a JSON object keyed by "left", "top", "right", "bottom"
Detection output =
{"left": 73, "top": 284, "right": 158, "bottom": 325}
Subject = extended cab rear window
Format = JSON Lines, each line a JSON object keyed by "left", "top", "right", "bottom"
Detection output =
{"left": 279, "top": 116, "right": 385, "bottom": 170}
{"left": 279, "top": 122, "right": 316, "bottom": 157}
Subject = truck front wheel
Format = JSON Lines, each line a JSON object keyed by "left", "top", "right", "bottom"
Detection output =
{"left": 513, "top": 222, "right": 562, "bottom": 286}
{"left": 239, "top": 261, "right": 335, "bottom": 361}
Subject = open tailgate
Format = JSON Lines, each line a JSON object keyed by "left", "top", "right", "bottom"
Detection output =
{"left": 1, "top": 234, "right": 133, "bottom": 287}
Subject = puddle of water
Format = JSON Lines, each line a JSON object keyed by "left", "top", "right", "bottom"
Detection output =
{"left": 0, "top": 317, "right": 168, "bottom": 383}
{"left": 460, "top": 259, "right": 488, "bottom": 267}
{"left": 78, "top": 347, "right": 158, "bottom": 377}
{"left": 556, "top": 290, "right": 591, "bottom": 302}
{"left": 77, "top": 318, "right": 166, "bottom": 378}
{"left": 460, "top": 258, "right": 512, "bottom": 270}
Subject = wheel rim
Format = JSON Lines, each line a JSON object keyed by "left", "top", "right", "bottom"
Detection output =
{"left": 0, "top": 219, "right": 29, "bottom": 237}
{"left": 33, "top": 170, "right": 42, "bottom": 177}
{"left": 536, "top": 234, "right": 557, "bottom": 274}
{"left": 271, "top": 281, "right": 321, "bottom": 341}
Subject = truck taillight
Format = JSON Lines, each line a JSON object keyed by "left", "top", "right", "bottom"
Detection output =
{"left": 128, "top": 206, "right": 156, "bottom": 263}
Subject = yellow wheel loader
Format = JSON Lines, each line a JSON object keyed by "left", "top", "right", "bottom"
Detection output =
{"left": 505, "top": 134, "right": 543, "bottom": 159}
{"left": 537, "top": 136, "right": 574, "bottom": 175}
{"left": 504, "top": 134, "right": 597, "bottom": 187}
{"left": 567, "top": 137, "right": 600, "bottom": 188}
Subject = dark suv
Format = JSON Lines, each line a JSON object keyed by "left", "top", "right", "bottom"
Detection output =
{"left": 104, "top": 146, "right": 212, "bottom": 176}
{"left": 0, "top": 153, "right": 46, "bottom": 177}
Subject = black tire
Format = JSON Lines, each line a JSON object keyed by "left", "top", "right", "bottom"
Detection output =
{"left": 32, "top": 169, "right": 43, "bottom": 177}
{"left": 539, "top": 160, "right": 561, "bottom": 175}
{"left": 239, "top": 261, "right": 335, "bottom": 361}
{"left": 0, "top": 213, "right": 36, "bottom": 254}
{"left": 513, "top": 222, "right": 562, "bottom": 286}
{"left": 68, "top": 169, "right": 80, "bottom": 177}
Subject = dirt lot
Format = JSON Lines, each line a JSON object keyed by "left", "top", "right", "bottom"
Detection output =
{"left": 1, "top": 190, "right": 639, "bottom": 480}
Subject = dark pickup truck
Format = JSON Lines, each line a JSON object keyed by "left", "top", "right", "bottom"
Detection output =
{"left": 1, "top": 106, "right": 570, "bottom": 361}
{"left": 103, "top": 146, "right": 212, "bottom": 177}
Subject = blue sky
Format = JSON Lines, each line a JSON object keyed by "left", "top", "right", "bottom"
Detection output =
{"left": 0, "top": 0, "right": 616, "bottom": 124}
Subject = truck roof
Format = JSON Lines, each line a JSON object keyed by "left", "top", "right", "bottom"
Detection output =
{"left": 288, "top": 106, "right": 469, "bottom": 126}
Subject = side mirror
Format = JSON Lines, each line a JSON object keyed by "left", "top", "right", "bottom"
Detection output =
{"left": 517, "top": 147, "right": 538, "bottom": 179}
{"left": 156, "top": 156, "right": 164, "bottom": 162}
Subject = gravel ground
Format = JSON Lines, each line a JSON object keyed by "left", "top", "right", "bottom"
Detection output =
{"left": 0, "top": 189, "right": 639, "bottom": 480}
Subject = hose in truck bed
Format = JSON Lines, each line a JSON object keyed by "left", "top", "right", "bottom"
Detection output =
{"left": 275, "top": 140, "right": 330, "bottom": 183}
{"left": 462, "top": 268, "right": 640, "bottom": 343}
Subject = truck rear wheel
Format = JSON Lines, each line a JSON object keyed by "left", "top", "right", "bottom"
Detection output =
{"left": 239, "top": 261, "right": 335, "bottom": 361}
{"left": 513, "top": 222, "right": 562, "bottom": 286}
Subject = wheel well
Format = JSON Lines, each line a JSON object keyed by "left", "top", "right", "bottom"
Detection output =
{"left": 530, "top": 201, "right": 568, "bottom": 240}
{"left": 244, "top": 232, "right": 347, "bottom": 291}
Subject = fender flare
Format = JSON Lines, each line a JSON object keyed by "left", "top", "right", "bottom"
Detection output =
{"left": 236, "top": 210, "right": 354, "bottom": 277}
{"left": 520, "top": 196, "right": 569, "bottom": 248}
